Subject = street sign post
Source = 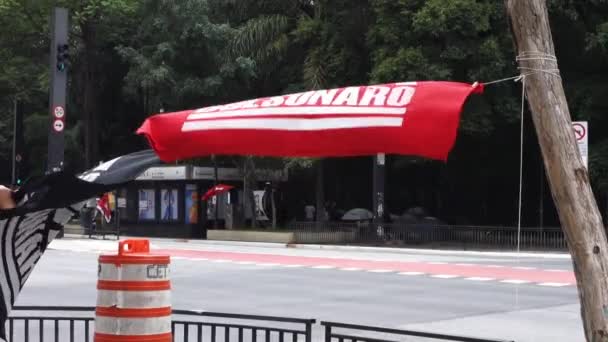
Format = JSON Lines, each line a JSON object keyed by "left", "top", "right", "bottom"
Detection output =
{"left": 47, "top": 8, "right": 69, "bottom": 174}
{"left": 572, "top": 121, "right": 588, "bottom": 168}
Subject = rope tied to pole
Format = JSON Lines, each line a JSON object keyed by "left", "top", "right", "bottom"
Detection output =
{"left": 479, "top": 52, "right": 561, "bottom": 291}
{"left": 483, "top": 51, "right": 561, "bottom": 86}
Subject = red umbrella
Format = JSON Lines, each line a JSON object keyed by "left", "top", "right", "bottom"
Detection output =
{"left": 136, "top": 81, "right": 483, "bottom": 162}
{"left": 202, "top": 184, "right": 234, "bottom": 201}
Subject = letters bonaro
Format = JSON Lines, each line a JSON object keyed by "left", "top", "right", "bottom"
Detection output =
{"left": 95, "top": 239, "right": 172, "bottom": 342}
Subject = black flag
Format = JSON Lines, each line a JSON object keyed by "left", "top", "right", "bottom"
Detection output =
{"left": 0, "top": 150, "right": 160, "bottom": 340}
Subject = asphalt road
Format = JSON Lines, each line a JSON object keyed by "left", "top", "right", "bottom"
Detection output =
{"left": 13, "top": 238, "right": 583, "bottom": 342}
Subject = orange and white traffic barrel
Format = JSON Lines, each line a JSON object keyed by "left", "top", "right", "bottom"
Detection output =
{"left": 95, "top": 239, "right": 172, "bottom": 342}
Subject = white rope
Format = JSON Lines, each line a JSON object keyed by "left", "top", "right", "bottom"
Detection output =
{"left": 483, "top": 51, "right": 561, "bottom": 87}
{"left": 480, "top": 51, "right": 560, "bottom": 294}
{"left": 517, "top": 76, "right": 526, "bottom": 255}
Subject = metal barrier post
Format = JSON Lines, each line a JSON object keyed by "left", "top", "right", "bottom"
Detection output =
{"left": 305, "top": 321, "right": 313, "bottom": 342}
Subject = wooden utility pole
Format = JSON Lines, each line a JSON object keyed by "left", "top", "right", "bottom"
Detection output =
{"left": 506, "top": 1, "right": 608, "bottom": 340}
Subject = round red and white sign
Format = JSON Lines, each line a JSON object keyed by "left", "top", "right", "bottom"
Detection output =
{"left": 54, "top": 106, "right": 65, "bottom": 118}
{"left": 53, "top": 119, "right": 64, "bottom": 132}
{"left": 573, "top": 122, "right": 586, "bottom": 141}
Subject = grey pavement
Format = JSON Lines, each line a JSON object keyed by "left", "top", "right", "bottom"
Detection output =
{"left": 13, "top": 238, "right": 583, "bottom": 342}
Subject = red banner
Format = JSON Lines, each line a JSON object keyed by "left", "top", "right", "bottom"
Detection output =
{"left": 137, "top": 81, "right": 483, "bottom": 162}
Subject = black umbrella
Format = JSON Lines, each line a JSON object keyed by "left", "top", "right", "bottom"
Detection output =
{"left": 0, "top": 149, "right": 160, "bottom": 339}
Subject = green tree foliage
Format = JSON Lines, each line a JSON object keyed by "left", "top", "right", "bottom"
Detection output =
{"left": 2, "top": 0, "right": 608, "bottom": 226}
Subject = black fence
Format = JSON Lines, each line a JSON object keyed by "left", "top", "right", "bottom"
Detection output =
{"left": 322, "top": 321, "right": 513, "bottom": 342}
{"left": 171, "top": 310, "right": 314, "bottom": 342}
{"left": 6, "top": 306, "right": 314, "bottom": 342}
{"left": 61, "top": 219, "right": 120, "bottom": 240}
{"left": 6, "top": 306, "right": 93, "bottom": 342}
{"left": 6, "top": 306, "right": 513, "bottom": 342}
{"left": 288, "top": 222, "right": 567, "bottom": 251}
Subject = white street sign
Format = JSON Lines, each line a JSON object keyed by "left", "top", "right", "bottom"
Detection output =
{"left": 54, "top": 106, "right": 65, "bottom": 118}
{"left": 573, "top": 121, "right": 588, "bottom": 168}
{"left": 53, "top": 119, "right": 64, "bottom": 132}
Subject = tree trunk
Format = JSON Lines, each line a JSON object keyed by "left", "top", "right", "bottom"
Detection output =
{"left": 315, "top": 159, "right": 324, "bottom": 223}
{"left": 271, "top": 188, "right": 277, "bottom": 229}
{"left": 506, "top": 1, "right": 608, "bottom": 340}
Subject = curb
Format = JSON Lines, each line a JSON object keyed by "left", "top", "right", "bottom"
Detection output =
{"left": 289, "top": 243, "right": 572, "bottom": 259}
{"left": 60, "top": 234, "right": 571, "bottom": 259}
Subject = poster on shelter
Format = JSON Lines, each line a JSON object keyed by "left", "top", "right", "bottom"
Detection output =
{"left": 254, "top": 190, "right": 269, "bottom": 221}
{"left": 138, "top": 189, "right": 155, "bottom": 220}
{"left": 161, "top": 188, "right": 179, "bottom": 221}
{"left": 185, "top": 184, "right": 198, "bottom": 224}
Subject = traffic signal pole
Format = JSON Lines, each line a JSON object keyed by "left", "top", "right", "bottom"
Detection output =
{"left": 11, "top": 100, "right": 24, "bottom": 187}
{"left": 47, "top": 8, "right": 69, "bottom": 174}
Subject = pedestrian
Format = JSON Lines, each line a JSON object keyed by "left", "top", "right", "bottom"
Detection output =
{"left": 304, "top": 203, "right": 315, "bottom": 221}
{"left": 0, "top": 185, "right": 16, "bottom": 210}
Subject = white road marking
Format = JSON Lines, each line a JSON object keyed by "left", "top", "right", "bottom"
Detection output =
{"left": 398, "top": 272, "right": 425, "bottom": 276}
{"left": 500, "top": 279, "right": 530, "bottom": 284}
{"left": 537, "top": 282, "right": 571, "bottom": 287}
{"left": 212, "top": 259, "right": 230, "bottom": 263}
{"left": 486, "top": 265, "right": 505, "bottom": 268}
{"left": 513, "top": 266, "right": 536, "bottom": 270}
{"left": 465, "top": 277, "right": 495, "bottom": 281}
{"left": 368, "top": 269, "right": 394, "bottom": 273}
{"left": 340, "top": 268, "right": 362, "bottom": 271}
{"left": 282, "top": 264, "right": 304, "bottom": 268}
{"left": 431, "top": 274, "right": 460, "bottom": 279}
{"left": 256, "top": 263, "right": 280, "bottom": 267}
{"left": 311, "top": 265, "right": 335, "bottom": 269}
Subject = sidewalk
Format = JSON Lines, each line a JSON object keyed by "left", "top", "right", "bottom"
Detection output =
{"left": 59, "top": 230, "right": 572, "bottom": 260}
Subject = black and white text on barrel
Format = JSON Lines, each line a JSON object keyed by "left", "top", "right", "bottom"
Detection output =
{"left": 95, "top": 239, "right": 171, "bottom": 342}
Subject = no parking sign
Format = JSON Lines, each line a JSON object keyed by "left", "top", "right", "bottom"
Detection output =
{"left": 572, "top": 121, "right": 588, "bottom": 168}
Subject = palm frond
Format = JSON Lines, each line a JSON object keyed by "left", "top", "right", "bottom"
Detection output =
{"left": 230, "top": 14, "right": 291, "bottom": 63}
{"left": 303, "top": 48, "right": 327, "bottom": 90}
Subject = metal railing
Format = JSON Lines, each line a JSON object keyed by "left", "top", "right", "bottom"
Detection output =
{"left": 288, "top": 222, "right": 567, "bottom": 250}
{"left": 6, "top": 306, "right": 94, "bottom": 342}
{"left": 5, "top": 307, "right": 515, "bottom": 342}
{"left": 321, "top": 321, "right": 514, "bottom": 342}
{"left": 172, "top": 310, "right": 315, "bottom": 342}
{"left": 6, "top": 306, "right": 315, "bottom": 342}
